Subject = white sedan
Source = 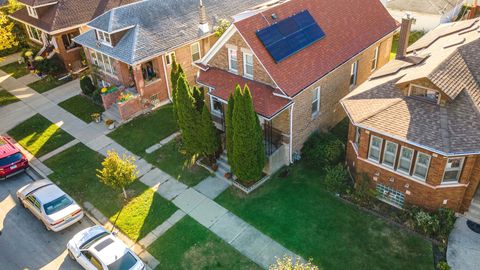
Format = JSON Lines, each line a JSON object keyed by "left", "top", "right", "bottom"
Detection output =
{"left": 67, "top": 226, "right": 146, "bottom": 270}
{"left": 16, "top": 179, "right": 84, "bottom": 232}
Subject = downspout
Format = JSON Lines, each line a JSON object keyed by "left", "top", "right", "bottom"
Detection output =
{"left": 289, "top": 102, "right": 295, "bottom": 164}
{"left": 161, "top": 54, "right": 172, "bottom": 102}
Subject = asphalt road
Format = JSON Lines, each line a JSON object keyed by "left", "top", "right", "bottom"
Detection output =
{"left": 0, "top": 170, "right": 94, "bottom": 270}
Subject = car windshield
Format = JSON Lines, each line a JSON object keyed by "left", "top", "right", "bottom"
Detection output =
{"left": 43, "top": 195, "right": 73, "bottom": 215}
{"left": 108, "top": 252, "right": 137, "bottom": 270}
{"left": 0, "top": 152, "right": 22, "bottom": 167}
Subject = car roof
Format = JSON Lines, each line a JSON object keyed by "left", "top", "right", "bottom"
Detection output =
{"left": 33, "top": 184, "right": 65, "bottom": 203}
{"left": 0, "top": 136, "right": 20, "bottom": 158}
{"left": 89, "top": 235, "right": 131, "bottom": 266}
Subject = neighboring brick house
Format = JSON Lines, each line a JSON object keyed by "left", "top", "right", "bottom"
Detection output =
{"left": 9, "top": 0, "right": 138, "bottom": 72}
{"left": 196, "top": 0, "right": 397, "bottom": 173}
{"left": 74, "top": 0, "right": 266, "bottom": 121}
{"left": 341, "top": 17, "right": 480, "bottom": 219}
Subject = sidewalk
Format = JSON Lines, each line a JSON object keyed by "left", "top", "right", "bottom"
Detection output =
{"left": 0, "top": 52, "right": 22, "bottom": 67}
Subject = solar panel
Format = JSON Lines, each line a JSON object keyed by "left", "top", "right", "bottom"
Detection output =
{"left": 256, "top": 10, "right": 325, "bottom": 63}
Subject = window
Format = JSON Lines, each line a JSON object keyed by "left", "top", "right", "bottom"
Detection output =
{"left": 210, "top": 96, "right": 223, "bottom": 115}
{"left": 382, "top": 141, "right": 398, "bottom": 168}
{"left": 27, "top": 195, "right": 40, "bottom": 210}
{"left": 371, "top": 46, "right": 379, "bottom": 71}
{"left": 191, "top": 42, "right": 201, "bottom": 62}
{"left": 376, "top": 184, "right": 405, "bottom": 208}
{"left": 311, "top": 87, "right": 320, "bottom": 117}
{"left": 243, "top": 53, "right": 254, "bottom": 79}
{"left": 62, "top": 31, "right": 80, "bottom": 50}
{"left": 350, "top": 60, "right": 358, "bottom": 87}
{"left": 409, "top": 84, "right": 440, "bottom": 104}
{"left": 26, "top": 25, "right": 42, "bottom": 43}
{"left": 397, "top": 146, "right": 413, "bottom": 174}
{"left": 354, "top": 126, "right": 361, "bottom": 147}
{"left": 96, "top": 30, "right": 111, "bottom": 45}
{"left": 228, "top": 48, "right": 238, "bottom": 73}
{"left": 368, "top": 135, "right": 383, "bottom": 162}
{"left": 26, "top": 6, "right": 38, "bottom": 18}
{"left": 90, "top": 50, "right": 116, "bottom": 76}
{"left": 413, "top": 152, "right": 431, "bottom": 180}
{"left": 443, "top": 157, "right": 465, "bottom": 183}
{"left": 165, "top": 52, "right": 175, "bottom": 65}
{"left": 141, "top": 60, "right": 158, "bottom": 82}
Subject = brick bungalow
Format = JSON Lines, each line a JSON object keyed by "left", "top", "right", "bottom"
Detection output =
{"left": 73, "top": 0, "right": 266, "bottom": 121}
{"left": 9, "top": 0, "right": 138, "bottom": 72}
{"left": 341, "top": 17, "right": 480, "bottom": 219}
{"left": 195, "top": 0, "right": 398, "bottom": 173}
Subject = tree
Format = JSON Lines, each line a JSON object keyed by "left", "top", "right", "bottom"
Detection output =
{"left": 225, "top": 92, "right": 235, "bottom": 172}
{"left": 199, "top": 104, "right": 220, "bottom": 163}
{"left": 0, "top": 11, "right": 18, "bottom": 51}
{"left": 231, "top": 85, "right": 265, "bottom": 182}
{"left": 269, "top": 256, "right": 319, "bottom": 270}
{"left": 214, "top": 19, "right": 231, "bottom": 37}
{"left": 96, "top": 150, "right": 139, "bottom": 199}
{"left": 80, "top": 76, "right": 95, "bottom": 96}
{"left": 191, "top": 86, "right": 204, "bottom": 112}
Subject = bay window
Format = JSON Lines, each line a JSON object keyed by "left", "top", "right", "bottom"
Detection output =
{"left": 397, "top": 147, "right": 413, "bottom": 174}
{"left": 413, "top": 152, "right": 431, "bottom": 180}
{"left": 442, "top": 157, "right": 464, "bottom": 183}
{"left": 368, "top": 136, "right": 383, "bottom": 163}
{"left": 382, "top": 141, "right": 398, "bottom": 168}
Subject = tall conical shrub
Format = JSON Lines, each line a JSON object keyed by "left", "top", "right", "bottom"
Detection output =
{"left": 225, "top": 91, "right": 235, "bottom": 172}
{"left": 192, "top": 86, "right": 204, "bottom": 112}
{"left": 199, "top": 104, "right": 220, "bottom": 163}
{"left": 175, "top": 75, "right": 200, "bottom": 157}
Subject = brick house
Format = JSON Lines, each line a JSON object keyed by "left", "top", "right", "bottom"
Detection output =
{"left": 73, "top": 0, "right": 266, "bottom": 121}
{"left": 195, "top": 0, "right": 397, "bottom": 173}
{"left": 9, "top": 0, "right": 138, "bottom": 72}
{"left": 341, "top": 17, "right": 480, "bottom": 219}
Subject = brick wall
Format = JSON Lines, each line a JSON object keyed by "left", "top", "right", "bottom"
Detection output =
{"left": 101, "top": 90, "right": 122, "bottom": 110}
{"left": 133, "top": 57, "right": 169, "bottom": 102}
{"left": 118, "top": 96, "right": 143, "bottom": 121}
{"left": 53, "top": 29, "right": 83, "bottom": 71}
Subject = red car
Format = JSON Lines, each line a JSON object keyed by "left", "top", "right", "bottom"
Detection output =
{"left": 0, "top": 136, "right": 29, "bottom": 179}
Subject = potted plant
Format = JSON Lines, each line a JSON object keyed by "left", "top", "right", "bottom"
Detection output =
{"left": 105, "top": 119, "right": 115, "bottom": 130}
{"left": 211, "top": 163, "right": 219, "bottom": 171}
{"left": 91, "top": 113, "right": 101, "bottom": 123}
{"left": 224, "top": 172, "right": 232, "bottom": 179}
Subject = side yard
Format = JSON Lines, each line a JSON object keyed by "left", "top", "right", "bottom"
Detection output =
{"left": 28, "top": 76, "right": 70, "bottom": 94}
{"left": 58, "top": 95, "right": 104, "bottom": 123}
{"left": 0, "top": 62, "right": 29, "bottom": 78}
{"left": 0, "top": 88, "right": 19, "bottom": 106}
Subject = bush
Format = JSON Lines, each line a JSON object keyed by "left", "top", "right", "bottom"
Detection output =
{"left": 301, "top": 132, "right": 344, "bottom": 168}
{"left": 34, "top": 54, "right": 65, "bottom": 75}
{"left": 414, "top": 210, "right": 440, "bottom": 237}
{"left": 352, "top": 174, "right": 377, "bottom": 206}
{"left": 410, "top": 207, "right": 456, "bottom": 241}
{"left": 324, "top": 164, "right": 349, "bottom": 194}
{"left": 437, "top": 208, "right": 456, "bottom": 239}
{"left": 437, "top": 261, "right": 451, "bottom": 270}
{"left": 92, "top": 89, "right": 102, "bottom": 105}
{"left": 80, "top": 76, "right": 95, "bottom": 96}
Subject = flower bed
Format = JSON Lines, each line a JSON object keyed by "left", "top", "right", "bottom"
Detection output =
{"left": 101, "top": 87, "right": 122, "bottom": 110}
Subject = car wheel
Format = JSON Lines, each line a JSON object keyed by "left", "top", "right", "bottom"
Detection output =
{"left": 68, "top": 249, "right": 76, "bottom": 261}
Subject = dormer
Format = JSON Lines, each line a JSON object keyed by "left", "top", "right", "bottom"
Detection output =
{"left": 20, "top": 1, "right": 58, "bottom": 19}
{"left": 94, "top": 26, "right": 134, "bottom": 48}
{"left": 26, "top": 6, "right": 38, "bottom": 18}
{"left": 96, "top": 30, "right": 112, "bottom": 46}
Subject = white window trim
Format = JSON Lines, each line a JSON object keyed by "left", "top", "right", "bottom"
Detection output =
{"left": 27, "top": 6, "right": 38, "bottom": 18}
{"left": 442, "top": 157, "right": 465, "bottom": 184}
{"left": 350, "top": 60, "right": 359, "bottom": 87}
{"left": 371, "top": 46, "right": 379, "bottom": 71}
{"left": 243, "top": 52, "right": 254, "bottom": 79}
{"left": 353, "top": 126, "right": 361, "bottom": 149}
{"left": 26, "top": 25, "right": 42, "bottom": 43}
{"left": 412, "top": 152, "right": 431, "bottom": 181}
{"left": 311, "top": 87, "right": 321, "bottom": 118}
{"left": 96, "top": 30, "right": 112, "bottom": 46}
{"left": 408, "top": 84, "right": 441, "bottom": 105}
{"left": 166, "top": 52, "right": 176, "bottom": 65}
{"left": 396, "top": 146, "right": 414, "bottom": 175}
{"left": 382, "top": 141, "right": 398, "bottom": 169}
{"left": 210, "top": 96, "right": 223, "bottom": 116}
{"left": 190, "top": 42, "right": 201, "bottom": 62}
{"left": 228, "top": 48, "right": 238, "bottom": 74}
{"left": 368, "top": 135, "right": 383, "bottom": 163}
{"left": 91, "top": 50, "right": 117, "bottom": 77}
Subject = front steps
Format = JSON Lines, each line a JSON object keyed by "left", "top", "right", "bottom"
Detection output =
{"left": 465, "top": 197, "right": 480, "bottom": 224}
{"left": 215, "top": 152, "right": 231, "bottom": 181}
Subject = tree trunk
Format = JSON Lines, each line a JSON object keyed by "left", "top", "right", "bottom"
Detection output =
{"left": 122, "top": 187, "right": 127, "bottom": 199}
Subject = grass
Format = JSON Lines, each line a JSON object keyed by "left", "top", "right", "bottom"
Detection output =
{"left": 390, "top": 31, "right": 426, "bottom": 60}
{"left": 148, "top": 216, "right": 261, "bottom": 270}
{"left": 108, "top": 104, "right": 179, "bottom": 155}
{"left": 144, "top": 140, "right": 211, "bottom": 186}
{"left": 215, "top": 162, "right": 434, "bottom": 270}
{"left": 59, "top": 95, "right": 104, "bottom": 123}
{"left": 45, "top": 144, "right": 178, "bottom": 241}
{"left": 8, "top": 114, "right": 74, "bottom": 157}
{"left": 0, "top": 88, "right": 19, "bottom": 106}
{"left": 0, "top": 62, "right": 29, "bottom": 78}
{"left": 28, "top": 76, "right": 69, "bottom": 93}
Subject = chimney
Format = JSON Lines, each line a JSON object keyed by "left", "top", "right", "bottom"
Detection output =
{"left": 396, "top": 13, "right": 414, "bottom": 60}
{"left": 199, "top": 0, "right": 209, "bottom": 34}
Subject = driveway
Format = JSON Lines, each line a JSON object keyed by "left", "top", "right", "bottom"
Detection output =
{"left": 0, "top": 171, "right": 94, "bottom": 270}
{"left": 447, "top": 217, "right": 480, "bottom": 270}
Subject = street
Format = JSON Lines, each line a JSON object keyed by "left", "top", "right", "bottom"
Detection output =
{"left": 0, "top": 171, "right": 94, "bottom": 270}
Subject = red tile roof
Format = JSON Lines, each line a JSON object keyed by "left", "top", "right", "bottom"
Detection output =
{"left": 197, "top": 68, "right": 292, "bottom": 118}
{"left": 234, "top": 0, "right": 398, "bottom": 97}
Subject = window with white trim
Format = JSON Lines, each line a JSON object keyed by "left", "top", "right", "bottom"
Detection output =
{"left": 376, "top": 184, "right": 405, "bottom": 208}
{"left": 243, "top": 52, "right": 254, "bottom": 79}
{"left": 350, "top": 60, "right": 359, "bottom": 87}
{"left": 413, "top": 152, "right": 431, "bottom": 180}
{"left": 442, "top": 157, "right": 465, "bottom": 183}
{"left": 210, "top": 96, "right": 223, "bottom": 115}
{"left": 368, "top": 135, "right": 383, "bottom": 163}
{"left": 191, "top": 42, "right": 201, "bottom": 62}
{"left": 26, "top": 25, "right": 42, "bottom": 43}
{"left": 96, "top": 30, "right": 111, "bottom": 45}
{"left": 397, "top": 146, "right": 413, "bottom": 174}
{"left": 26, "top": 6, "right": 38, "bottom": 18}
{"left": 228, "top": 48, "right": 238, "bottom": 73}
{"left": 371, "top": 46, "right": 379, "bottom": 71}
{"left": 354, "top": 126, "right": 361, "bottom": 148}
{"left": 90, "top": 50, "right": 117, "bottom": 76}
{"left": 165, "top": 52, "right": 175, "bottom": 65}
{"left": 409, "top": 84, "right": 440, "bottom": 104}
{"left": 311, "top": 87, "right": 320, "bottom": 117}
{"left": 382, "top": 141, "right": 398, "bottom": 168}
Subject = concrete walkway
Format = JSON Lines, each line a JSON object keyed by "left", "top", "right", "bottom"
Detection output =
{"left": 0, "top": 52, "right": 22, "bottom": 67}
{"left": 447, "top": 217, "right": 480, "bottom": 270}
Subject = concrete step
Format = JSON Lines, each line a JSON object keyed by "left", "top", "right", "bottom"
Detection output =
{"left": 218, "top": 161, "right": 230, "bottom": 172}
{"left": 469, "top": 201, "right": 480, "bottom": 213}
{"left": 468, "top": 205, "right": 480, "bottom": 217}
{"left": 219, "top": 154, "right": 228, "bottom": 164}
{"left": 465, "top": 212, "right": 480, "bottom": 225}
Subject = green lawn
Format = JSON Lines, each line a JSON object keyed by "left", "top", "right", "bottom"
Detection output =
{"left": 144, "top": 140, "right": 211, "bottom": 186}
{"left": 59, "top": 95, "right": 104, "bottom": 123}
{"left": 45, "top": 144, "right": 177, "bottom": 241}
{"left": 108, "top": 104, "right": 179, "bottom": 155}
{"left": 0, "top": 88, "right": 19, "bottom": 106}
{"left": 390, "top": 31, "right": 426, "bottom": 60}
{"left": 28, "top": 76, "right": 69, "bottom": 93}
{"left": 148, "top": 216, "right": 260, "bottom": 270}
{"left": 0, "top": 62, "right": 29, "bottom": 78}
{"left": 8, "top": 114, "right": 74, "bottom": 157}
{"left": 216, "top": 163, "right": 433, "bottom": 270}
